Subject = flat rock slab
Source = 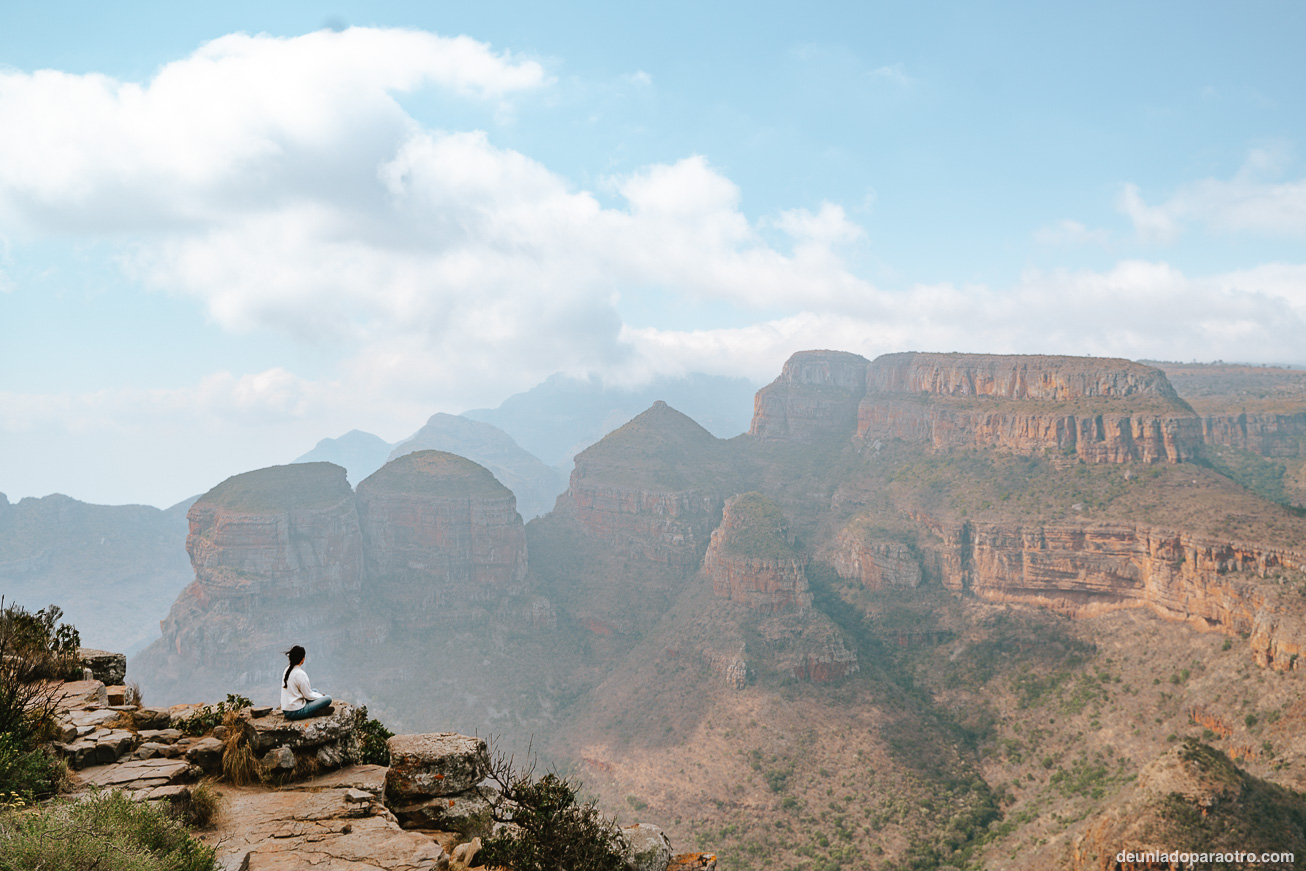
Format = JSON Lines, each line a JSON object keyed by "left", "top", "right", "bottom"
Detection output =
{"left": 299, "top": 764, "right": 387, "bottom": 795}
{"left": 205, "top": 782, "right": 448, "bottom": 871}
{"left": 54, "top": 680, "right": 107, "bottom": 710}
{"left": 69, "top": 709, "right": 121, "bottom": 728}
{"left": 244, "top": 703, "right": 363, "bottom": 753}
{"left": 76, "top": 758, "right": 196, "bottom": 788}
{"left": 385, "top": 733, "right": 489, "bottom": 800}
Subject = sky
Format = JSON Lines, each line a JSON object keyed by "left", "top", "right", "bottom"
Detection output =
{"left": 1, "top": 1, "right": 1305, "bottom": 508}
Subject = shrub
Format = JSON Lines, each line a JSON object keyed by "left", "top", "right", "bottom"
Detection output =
{"left": 0, "top": 789, "right": 218, "bottom": 871}
{"left": 174, "top": 780, "right": 223, "bottom": 829}
{"left": 219, "top": 711, "right": 259, "bottom": 787}
{"left": 0, "top": 735, "right": 65, "bottom": 803}
{"left": 0, "top": 600, "right": 82, "bottom": 747}
{"left": 178, "top": 694, "right": 253, "bottom": 736}
{"left": 353, "top": 707, "right": 393, "bottom": 766}
{"left": 479, "top": 743, "right": 627, "bottom": 871}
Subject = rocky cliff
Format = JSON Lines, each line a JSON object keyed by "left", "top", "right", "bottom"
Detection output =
{"left": 567, "top": 401, "right": 738, "bottom": 568}
{"left": 749, "top": 350, "right": 869, "bottom": 442}
{"left": 704, "top": 493, "right": 812, "bottom": 612}
{"left": 857, "top": 353, "right": 1204, "bottom": 464}
{"left": 911, "top": 513, "right": 1306, "bottom": 669}
{"left": 1197, "top": 411, "right": 1306, "bottom": 458}
{"left": 824, "top": 516, "right": 922, "bottom": 591}
{"left": 357, "top": 451, "right": 527, "bottom": 626}
{"left": 388, "top": 413, "right": 568, "bottom": 520}
{"left": 146, "top": 463, "right": 364, "bottom": 682}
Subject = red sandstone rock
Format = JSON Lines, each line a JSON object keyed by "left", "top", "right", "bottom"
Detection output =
{"left": 911, "top": 513, "right": 1306, "bottom": 669}
{"left": 826, "top": 519, "right": 921, "bottom": 591}
{"left": 704, "top": 493, "right": 812, "bottom": 612}
{"left": 357, "top": 451, "right": 527, "bottom": 625}
{"left": 749, "top": 350, "right": 869, "bottom": 442}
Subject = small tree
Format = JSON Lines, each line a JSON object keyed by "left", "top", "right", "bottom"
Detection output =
{"left": 479, "top": 740, "right": 627, "bottom": 871}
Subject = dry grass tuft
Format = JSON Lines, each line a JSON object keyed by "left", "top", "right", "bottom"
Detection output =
{"left": 220, "top": 709, "right": 261, "bottom": 787}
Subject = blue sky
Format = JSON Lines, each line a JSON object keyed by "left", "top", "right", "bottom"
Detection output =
{"left": 2, "top": 1, "right": 1305, "bottom": 506}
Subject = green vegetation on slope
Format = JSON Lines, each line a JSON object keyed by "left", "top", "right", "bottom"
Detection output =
{"left": 720, "top": 492, "right": 798, "bottom": 560}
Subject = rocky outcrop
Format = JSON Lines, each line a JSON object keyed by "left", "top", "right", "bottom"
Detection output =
{"left": 912, "top": 514, "right": 1306, "bottom": 669}
{"left": 78, "top": 648, "right": 127, "bottom": 685}
{"left": 749, "top": 350, "right": 869, "bottom": 442}
{"left": 1198, "top": 412, "right": 1306, "bottom": 458}
{"left": 357, "top": 451, "right": 528, "bottom": 626}
{"left": 243, "top": 703, "right": 366, "bottom": 775}
{"left": 857, "top": 354, "right": 1203, "bottom": 464}
{"left": 864, "top": 352, "right": 1180, "bottom": 401}
{"left": 825, "top": 519, "right": 921, "bottom": 591}
{"left": 704, "top": 493, "right": 812, "bottom": 612}
{"left": 568, "top": 402, "right": 736, "bottom": 567}
{"left": 388, "top": 413, "right": 569, "bottom": 520}
{"left": 1069, "top": 741, "right": 1306, "bottom": 870}
{"left": 756, "top": 611, "right": 859, "bottom": 684}
{"left": 385, "top": 733, "right": 491, "bottom": 802}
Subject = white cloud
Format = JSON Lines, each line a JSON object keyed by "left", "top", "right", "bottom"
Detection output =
{"left": 1118, "top": 150, "right": 1306, "bottom": 242}
{"left": 0, "top": 27, "right": 549, "bottom": 233}
{"left": 1033, "top": 219, "right": 1110, "bottom": 247}
{"left": 869, "top": 63, "right": 912, "bottom": 87}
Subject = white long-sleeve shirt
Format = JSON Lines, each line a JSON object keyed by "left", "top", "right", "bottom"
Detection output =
{"left": 280, "top": 665, "right": 323, "bottom": 712}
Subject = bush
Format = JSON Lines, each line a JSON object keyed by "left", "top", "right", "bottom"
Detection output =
{"left": 0, "top": 789, "right": 218, "bottom": 871}
{"left": 173, "top": 780, "right": 223, "bottom": 829}
{"left": 178, "top": 694, "right": 253, "bottom": 736}
{"left": 0, "top": 734, "right": 65, "bottom": 803}
{"left": 0, "top": 600, "right": 82, "bottom": 748}
{"left": 354, "top": 707, "right": 393, "bottom": 766}
{"left": 479, "top": 743, "right": 627, "bottom": 871}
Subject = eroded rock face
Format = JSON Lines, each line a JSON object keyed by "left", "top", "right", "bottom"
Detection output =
{"left": 857, "top": 353, "right": 1204, "bottom": 464}
{"left": 704, "top": 493, "right": 812, "bottom": 612}
{"left": 749, "top": 350, "right": 870, "bottom": 442}
{"left": 357, "top": 451, "right": 527, "bottom": 625}
{"left": 568, "top": 402, "right": 736, "bottom": 567}
{"left": 913, "top": 514, "right": 1306, "bottom": 669}
{"left": 1199, "top": 412, "right": 1306, "bottom": 458}
{"left": 826, "top": 520, "right": 921, "bottom": 591}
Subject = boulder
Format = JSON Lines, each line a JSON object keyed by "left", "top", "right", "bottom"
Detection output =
{"left": 258, "top": 746, "right": 296, "bottom": 776}
{"left": 385, "top": 733, "right": 490, "bottom": 801}
{"left": 77, "top": 649, "right": 127, "bottom": 685}
{"left": 243, "top": 703, "right": 363, "bottom": 754}
{"left": 669, "top": 855, "right": 718, "bottom": 871}
{"left": 621, "top": 823, "right": 674, "bottom": 871}
{"left": 185, "top": 736, "right": 226, "bottom": 771}
{"left": 133, "top": 707, "right": 172, "bottom": 730}
{"left": 389, "top": 785, "right": 497, "bottom": 835}
{"left": 105, "top": 685, "right": 128, "bottom": 706}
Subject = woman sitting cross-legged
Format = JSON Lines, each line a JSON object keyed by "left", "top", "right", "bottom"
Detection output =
{"left": 280, "top": 644, "right": 333, "bottom": 720}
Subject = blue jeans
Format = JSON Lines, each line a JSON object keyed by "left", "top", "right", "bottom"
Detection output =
{"left": 284, "top": 695, "right": 332, "bottom": 720}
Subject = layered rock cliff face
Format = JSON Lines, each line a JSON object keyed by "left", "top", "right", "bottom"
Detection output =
{"left": 704, "top": 493, "right": 812, "bottom": 612}
{"left": 137, "top": 455, "right": 530, "bottom": 698}
{"left": 357, "top": 451, "right": 528, "bottom": 626}
{"left": 154, "top": 463, "right": 363, "bottom": 674}
{"left": 825, "top": 517, "right": 922, "bottom": 591}
{"left": 910, "top": 513, "right": 1306, "bottom": 670}
{"left": 567, "top": 401, "right": 736, "bottom": 568}
{"left": 857, "top": 353, "right": 1203, "bottom": 464}
{"left": 700, "top": 493, "right": 857, "bottom": 684}
{"left": 1198, "top": 412, "right": 1306, "bottom": 458}
{"left": 749, "top": 350, "right": 869, "bottom": 442}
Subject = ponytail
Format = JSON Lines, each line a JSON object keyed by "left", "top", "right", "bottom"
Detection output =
{"left": 283, "top": 645, "right": 306, "bottom": 687}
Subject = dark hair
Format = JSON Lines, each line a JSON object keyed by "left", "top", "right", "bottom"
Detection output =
{"left": 283, "top": 645, "right": 306, "bottom": 687}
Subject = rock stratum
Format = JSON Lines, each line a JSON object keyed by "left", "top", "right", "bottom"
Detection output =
{"left": 127, "top": 347, "right": 1306, "bottom": 871}
{"left": 136, "top": 453, "right": 529, "bottom": 700}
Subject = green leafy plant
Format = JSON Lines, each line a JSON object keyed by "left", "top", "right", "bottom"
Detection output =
{"left": 353, "top": 707, "right": 393, "bottom": 766}
{"left": 0, "top": 789, "right": 218, "bottom": 870}
{"left": 479, "top": 742, "right": 627, "bottom": 871}
{"left": 178, "top": 694, "right": 253, "bottom": 736}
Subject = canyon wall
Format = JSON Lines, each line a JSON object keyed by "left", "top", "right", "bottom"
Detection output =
{"left": 825, "top": 519, "right": 922, "bottom": 591}
{"left": 1198, "top": 412, "right": 1306, "bottom": 458}
{"left": 704, "top": 493, "right": 812, "bottom": 613}
{"left": 357, "top": 451, "right": 528, "bottom": 627}
{"left": 910, "top": 513, "right": 1306, "bottom": 670}
{"left": 568, "top": 401, "right": 735, "bottom": 568}
{"left": 857, "top": 353, "right": 1203, "bottom": 464}
{"left": 749, "top": 350, "right": 869, "bottom": 443}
